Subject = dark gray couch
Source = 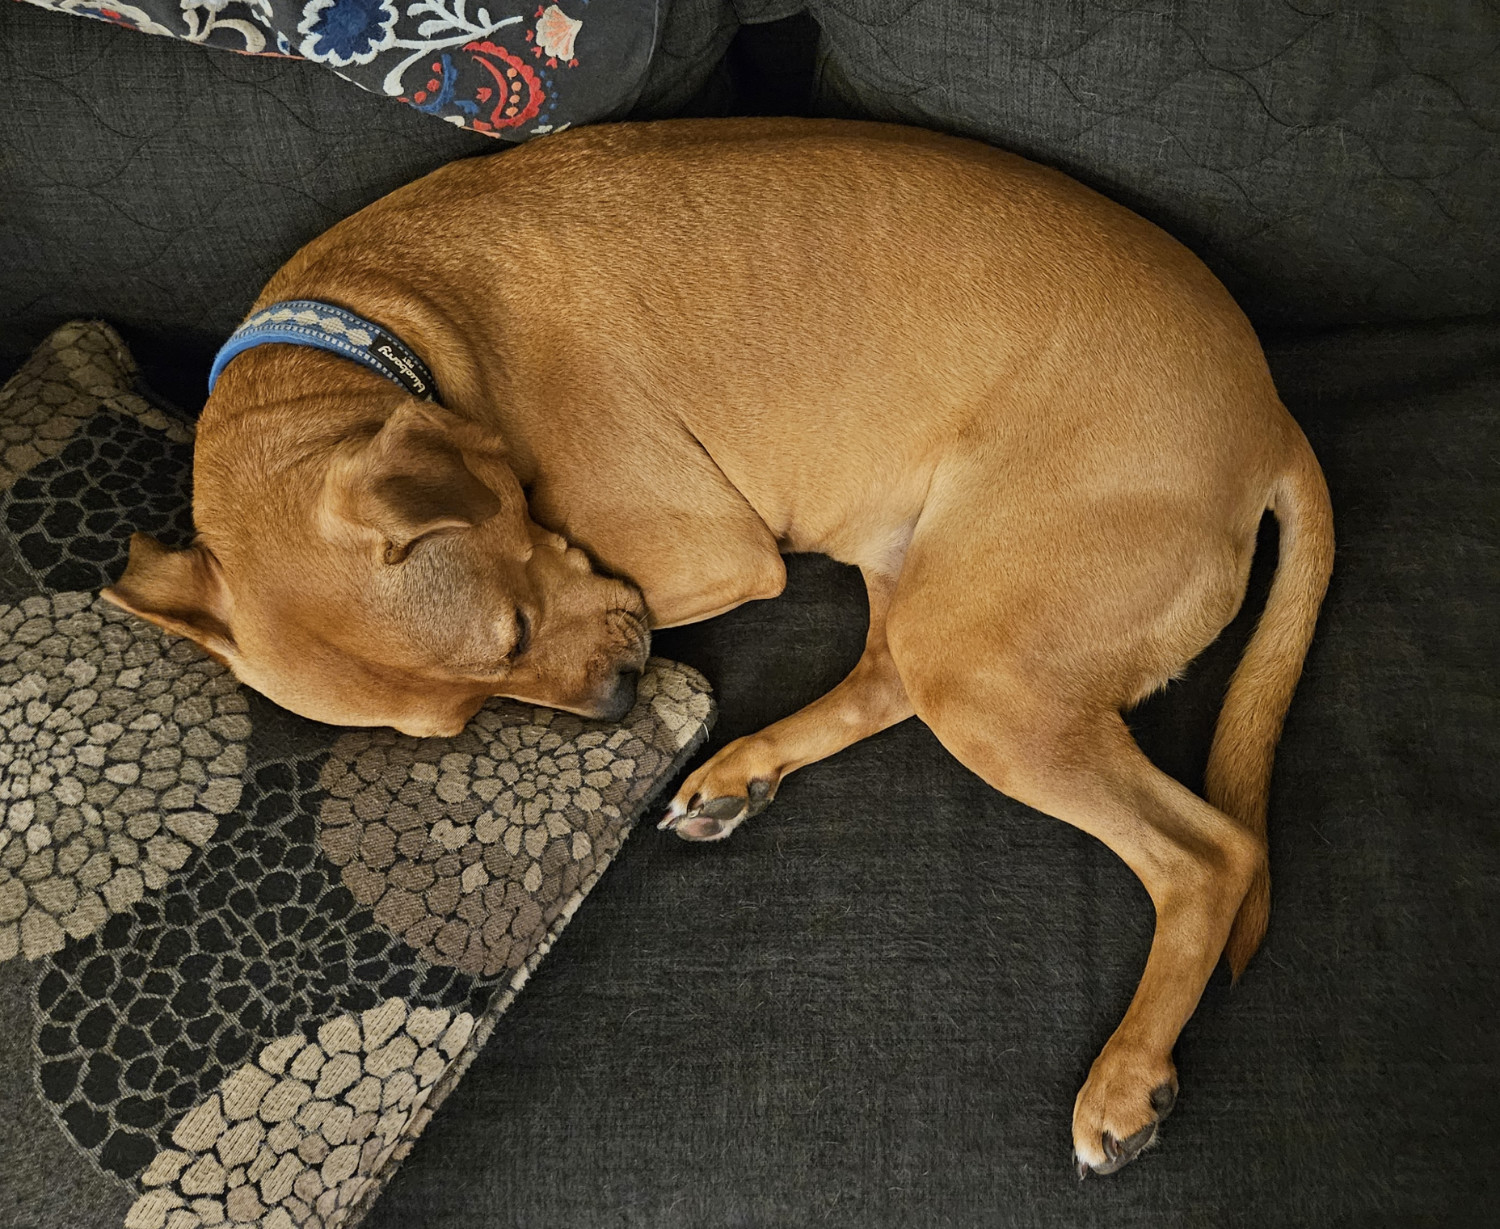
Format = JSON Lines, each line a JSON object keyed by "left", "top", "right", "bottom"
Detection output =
{"left": 3, "top": 1, "right": 1496, "bottom": 1224}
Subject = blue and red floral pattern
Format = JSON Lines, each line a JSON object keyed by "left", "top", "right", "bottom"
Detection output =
{"left": 16, "top": 0, "right": 654, "bottom": 140}
{"left": 399, "top": 40, "right": 545, "bottom": 133}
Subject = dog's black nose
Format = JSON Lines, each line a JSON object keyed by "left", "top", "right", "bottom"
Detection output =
{"left": 594, "top": 668, "right": 639, "bottom": 723}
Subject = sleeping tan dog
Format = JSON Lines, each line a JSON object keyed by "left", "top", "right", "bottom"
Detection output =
{"left": 103, "top": 118, "right": 1333, "bottom": 1178}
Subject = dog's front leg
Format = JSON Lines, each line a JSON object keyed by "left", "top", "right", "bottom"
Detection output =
{"left": 660, "top": 568, "right": 913, "bottom": 841}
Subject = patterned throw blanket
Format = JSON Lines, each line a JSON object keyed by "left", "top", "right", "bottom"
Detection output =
{"left": 16, "top": 0, "right": 657, "bottom": 138}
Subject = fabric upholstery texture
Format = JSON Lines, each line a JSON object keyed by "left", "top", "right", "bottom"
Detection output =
{"left": 807, "top": 0, "right": 1500, "bottom": 331}
{"left": 0, "top": 323, "right": 715, "bottom": 1228}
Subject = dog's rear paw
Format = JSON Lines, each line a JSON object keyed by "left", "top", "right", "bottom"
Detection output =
{"left": 1071, "top": 1051, "right": 1177, "bottom": 1178}
{"left": 660, "top": 743, "right": 780, "bottom": 841}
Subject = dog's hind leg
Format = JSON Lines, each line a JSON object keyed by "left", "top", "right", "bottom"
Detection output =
{"left": 661, "top": 567, "right": 914, "bottom": 841}
{"left": 919, "top": 701, "right": 1257, "bottom": 1176}
{"left": 883, "top": 484, "right": 1263, "bottom": 1177}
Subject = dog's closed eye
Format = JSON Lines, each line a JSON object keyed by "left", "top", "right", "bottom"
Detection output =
{"left": 509, "top": 608, "right": 532, "bottom": 659}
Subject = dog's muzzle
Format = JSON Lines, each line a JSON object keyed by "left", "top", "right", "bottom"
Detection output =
{"left": 593, "top": 667, "right": 641, "bottom": 722}
{"left": 586, "top": 608, "right": 650, "bottom": 722}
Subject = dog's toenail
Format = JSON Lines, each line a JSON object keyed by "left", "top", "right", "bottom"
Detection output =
{"left": 1074, "top": 1153, "right": 1090, "bottom": 1181}
{"left": 699, "top": 795, "right": 746, "bottom": 820}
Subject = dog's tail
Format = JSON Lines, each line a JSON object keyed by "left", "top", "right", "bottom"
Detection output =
{"left": 1207, "top": 423, "right": 1334, "bottom": 981}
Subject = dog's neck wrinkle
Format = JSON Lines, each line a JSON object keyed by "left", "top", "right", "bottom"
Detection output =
{"left": 202, "top": 353, "right": 396, "bottom": 477}
{"left": 253, "top": 260, "right": 496, "bottom": 418}
{"left": 206, "top": 347, "right": 394, "bottom": 424}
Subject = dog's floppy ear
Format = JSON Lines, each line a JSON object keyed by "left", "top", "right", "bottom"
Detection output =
{"left": 102, "top": 534, "right": 237, "bottom": 661}
{"left": 323, "top": 401, "right": 503, "bottom": 563}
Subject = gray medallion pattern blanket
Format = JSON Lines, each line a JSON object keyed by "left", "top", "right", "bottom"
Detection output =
{"left": 0, "top": 321, "right": 714, "bottom": 1229}
{"left": 12, "top": 0, "right": 657, "bottom": 139}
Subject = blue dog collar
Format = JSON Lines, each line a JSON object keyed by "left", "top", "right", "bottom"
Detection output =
{"left": 207, "top": 300, "right": 438, "bottom": 401}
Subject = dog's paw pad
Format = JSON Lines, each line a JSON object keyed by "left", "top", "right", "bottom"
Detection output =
{"left": 673, "top": 814, "right": 731, "bottom": 840}
{"left": 699, "top": 795, "right": 749, "bottom": 820}
{"left": 662, "top": 793, "right": 747, "bottom": 840}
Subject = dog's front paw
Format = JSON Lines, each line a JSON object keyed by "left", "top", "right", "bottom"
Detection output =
{"left": 1071, "top": 1047, "right": 1178, "bottom": 1178}
{"left": 659, "top": 740, "right": 782, "bottom": 841}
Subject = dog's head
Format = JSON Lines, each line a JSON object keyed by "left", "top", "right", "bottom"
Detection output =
{"left": 102, "top": 398, "right": 650, "bottom": 737}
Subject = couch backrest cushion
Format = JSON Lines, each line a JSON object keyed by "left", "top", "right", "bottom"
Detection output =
{"left": 810, "top": 0, "right": 1500, "bottom": 331}
{"left": 5, "top": 0, "right": 1496, "bottom": 379}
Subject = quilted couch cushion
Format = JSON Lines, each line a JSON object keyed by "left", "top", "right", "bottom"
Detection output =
{"left": 809, "top": 0, "right": 1500, "bottom": 330}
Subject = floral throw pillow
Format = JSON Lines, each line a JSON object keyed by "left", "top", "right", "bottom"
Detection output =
{"left": 15, "top": 0, "right": 656, "bottom": 139}
{"left": 0, "top": 321, "right": 714, "bottom": 1229}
